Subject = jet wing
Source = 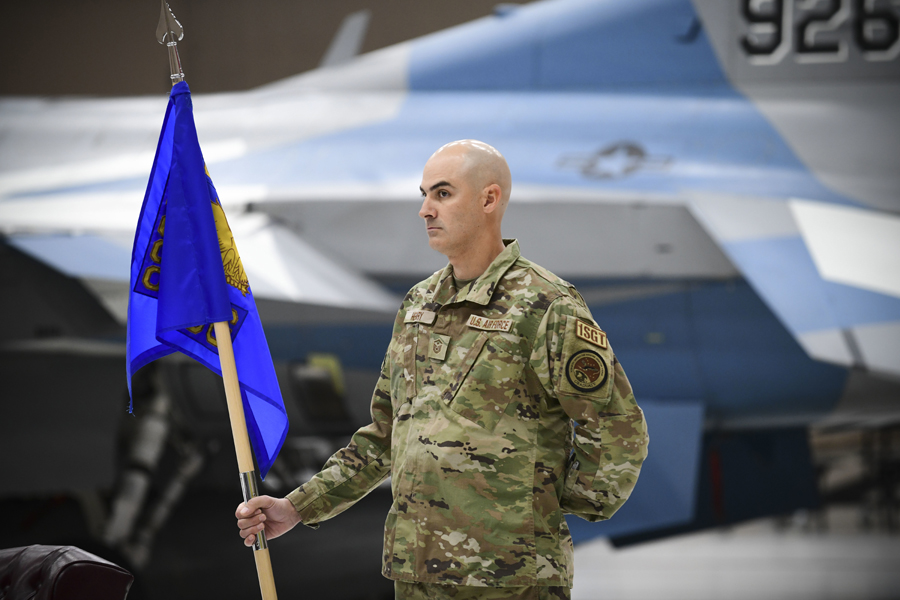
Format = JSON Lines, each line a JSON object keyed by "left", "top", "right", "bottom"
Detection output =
{"left": 0, "top": 90, "right": 403, "bottom": 322}
{"left": 690, "top": 195, "right": 900, "bottom": 379}
{"left": 2, "top": 208, "right": 398, "bottom": 324}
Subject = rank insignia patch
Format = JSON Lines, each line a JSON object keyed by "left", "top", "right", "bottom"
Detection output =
{"left": 565, "top": 349, "right": 608, "bottom": 393}
{"left": 575, "top": 320, "right": 607, "bottom": 349}
{"left": 429, "top": 333, "right": 450, "bottom": 361}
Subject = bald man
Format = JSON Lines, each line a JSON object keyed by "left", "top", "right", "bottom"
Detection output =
{"left": 237, "top": 141, "right": 648, "bottom": 599}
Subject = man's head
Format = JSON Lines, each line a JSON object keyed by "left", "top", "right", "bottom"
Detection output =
{"left": 418, "top": 140, "right": 511, "bottom": 263}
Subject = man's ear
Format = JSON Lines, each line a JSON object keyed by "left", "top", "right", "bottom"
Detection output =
{"left": 482, "top": 184, "right": 502, "bottom": 213}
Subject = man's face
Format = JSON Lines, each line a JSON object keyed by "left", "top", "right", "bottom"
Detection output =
{"left": 418, "top": 151, "right": 483, "bottom": 258}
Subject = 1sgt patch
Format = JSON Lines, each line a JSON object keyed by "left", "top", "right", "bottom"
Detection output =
{"left": 565, "top": 349, "right": 608, "bottom": 393}
{"left": 575, "top": 320, "right": 607, "bottom": 349}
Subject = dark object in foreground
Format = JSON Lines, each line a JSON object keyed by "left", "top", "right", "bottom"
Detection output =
{"left": 0, "top": 545, "right": 133, "bottom": 600}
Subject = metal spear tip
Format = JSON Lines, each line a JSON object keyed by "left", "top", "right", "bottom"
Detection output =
{"left": 156, "top": 0, "right": 184, "bottom": 44}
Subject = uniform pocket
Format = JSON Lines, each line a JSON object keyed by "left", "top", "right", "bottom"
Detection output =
{"left": 443, "top": 331, "right": 527, "bottom": 432}
{"left": 382, "top": 504, "right": 399, "bottom": 577}
{"left": 561, "top": 457, "right": 579, "bottom": 500}
{"left": 389, "top": 324, "right": 418, "bottom": 414}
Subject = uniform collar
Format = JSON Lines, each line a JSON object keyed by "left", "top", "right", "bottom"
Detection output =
{"left": 432, "top": 239, "right": 520, "bottom": 306}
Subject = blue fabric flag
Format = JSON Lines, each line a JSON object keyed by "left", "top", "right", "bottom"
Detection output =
{"left": 126, "top": 82, "right": 288, "bottom": 479}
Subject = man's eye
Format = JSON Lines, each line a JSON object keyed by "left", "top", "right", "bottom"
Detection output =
{"left": 438, "top": 190, "right": 449, "bottom": 198}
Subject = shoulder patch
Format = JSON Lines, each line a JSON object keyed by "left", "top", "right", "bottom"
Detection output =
{"left": 556, "top": 314, "right": 614, "bottom": 400}
{"left": 565, "top": 349, "right": 608, "bottom": 393}
{"left": 575, "top": 320, "right": 607, "bottom": 349}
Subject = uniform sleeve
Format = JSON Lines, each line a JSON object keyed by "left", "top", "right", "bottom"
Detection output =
{"left": 286, "top": 337, "right": 395, "bottom": 528}
{"left": 530, "top": 296, "right": 649, "bottom": 522}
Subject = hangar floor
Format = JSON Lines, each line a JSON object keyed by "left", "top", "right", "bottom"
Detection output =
{"left": 573, "top": 508, "right": 900, "bottom": 600}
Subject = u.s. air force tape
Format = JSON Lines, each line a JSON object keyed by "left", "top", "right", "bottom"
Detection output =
{"left": 467, "top": 314, "right": 512, "bottom": 332}
{"left": 565, "top": 349, "right": 608, "bottom": 393}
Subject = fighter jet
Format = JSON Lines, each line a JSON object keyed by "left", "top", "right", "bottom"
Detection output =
{"left": 2, "top": 0, "right": 899, "bottom": 595}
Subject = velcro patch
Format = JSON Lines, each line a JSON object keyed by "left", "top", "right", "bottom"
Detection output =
{"left": 404, "top": 308, "right": 437, "bottom": 325}
{"left": 575, "top": 320, "right": 607, "bottom": 349}
{"left": 467, "top": 315, "right": 512, "bottom": 332}
{"left": 429, "top": 333, "right": 450, "bottom": 361}
{"left": 565, "top": 349, "right": 608, "bottom": 393}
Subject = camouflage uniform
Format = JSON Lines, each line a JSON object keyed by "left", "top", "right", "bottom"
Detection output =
{"left": 287, "top": 239, "right": 648, "bottom": 589}
{"left": 394, "top": 581, "right": 569, "bottom": 599}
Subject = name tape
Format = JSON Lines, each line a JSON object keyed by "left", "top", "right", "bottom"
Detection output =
{"left": 467, "top": 315, "right": 512, "bottom": 332}
{"left": 404, "top": 308, "right": 437, "bottom": 325}
{"left": 575, "top": 320, "right": 607, "bottom": 349}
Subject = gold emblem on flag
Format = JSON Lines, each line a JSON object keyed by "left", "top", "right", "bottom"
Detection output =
{"left": 211, "top": 200, "right": 249, "bottom": 296}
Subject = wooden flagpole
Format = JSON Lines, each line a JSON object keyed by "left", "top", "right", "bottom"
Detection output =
{"left": 214, "top": 321, "right": 278, "bottom": 600}
{"left": 157, "top": 4, "right": 278, "bottom": 597}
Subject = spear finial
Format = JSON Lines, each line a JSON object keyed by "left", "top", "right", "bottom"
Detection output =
{"left": 157, "top": 1, "right": 185, "bottom": 85}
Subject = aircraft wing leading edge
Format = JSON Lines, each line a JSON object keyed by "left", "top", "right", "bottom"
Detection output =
{"left": 690, "top": 196, "right": 900, "bottom": 379}
{"left": 3, "top": 211, "right": 399, "bottom": 324}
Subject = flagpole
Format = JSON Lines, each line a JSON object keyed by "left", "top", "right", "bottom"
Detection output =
{"left": 214, "top": 322, "right": 278, "bottom": 600}
{"left": 156, "top": 3, "right": 277, "bottom": 598}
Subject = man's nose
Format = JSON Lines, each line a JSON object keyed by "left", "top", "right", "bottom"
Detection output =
{"left": 419, "top": 196, "right": 435, "bottom": 220}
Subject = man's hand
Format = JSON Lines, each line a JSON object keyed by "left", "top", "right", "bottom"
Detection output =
{"left": 235, "top": 495, "right": 302, "bottom": 547}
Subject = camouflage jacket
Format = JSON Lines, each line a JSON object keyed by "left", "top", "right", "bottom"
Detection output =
{"left": 287, "top": 240, "right": 648, "bottom": 587}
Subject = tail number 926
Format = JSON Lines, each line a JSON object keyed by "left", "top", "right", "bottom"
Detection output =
{"left": 740, "top": 0, "right": 899, "bottom": 64}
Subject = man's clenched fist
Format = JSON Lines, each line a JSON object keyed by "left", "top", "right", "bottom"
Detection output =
{"left": 235, "top": 495, "right": 303, "bottom": 547}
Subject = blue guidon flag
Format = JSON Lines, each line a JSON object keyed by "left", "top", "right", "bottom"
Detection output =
{"left": 127, "top": 81, "right": 288, "bottom": 479}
